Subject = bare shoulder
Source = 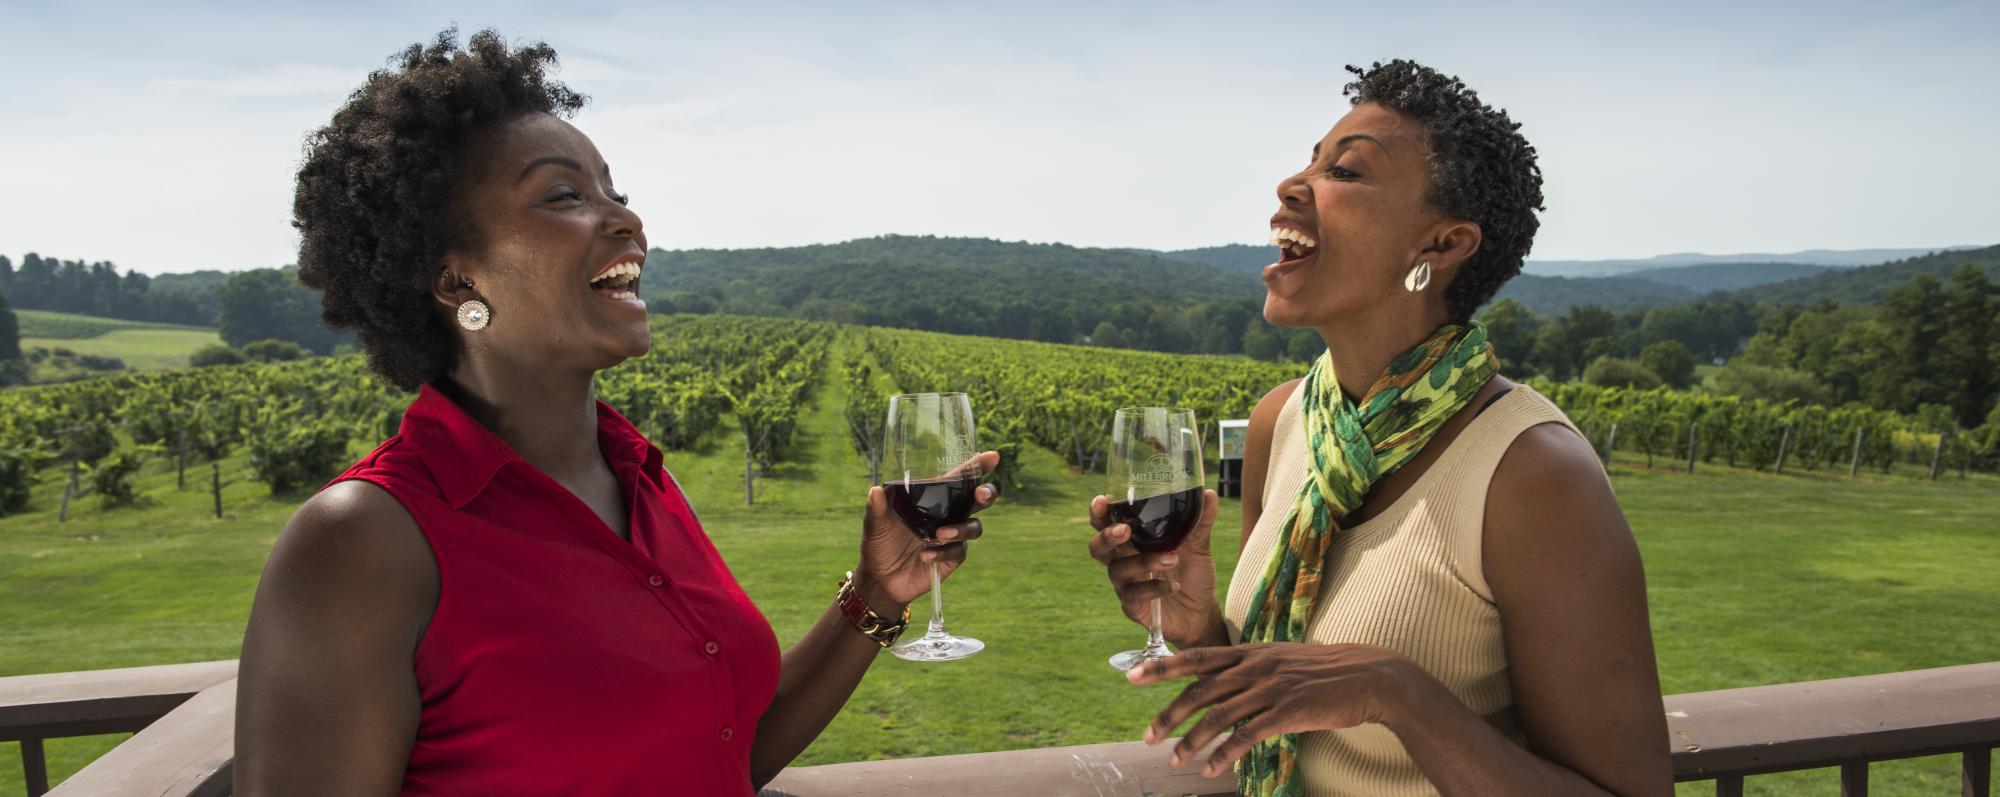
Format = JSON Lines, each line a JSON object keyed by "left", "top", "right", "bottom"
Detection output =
{"left": 1480, "top": 414, "right": 1671, "bottom": 795}
{"left": 1483, "top": 419, "right": 1641, "bottom": 594}
{"left": 271, "top": 480, "right": 434, "bottom": 586}
{"left": 1490, "top": 421, "right": 1607, "bottom": 507}
{"left": 1249, "top": 378, "right": 1302, "bottom": 436}
{"left": 255, "top": 479, "right": 437, "bottom": 631}
{"left": 238, "top": 480, "right": 433, "bottom": 795}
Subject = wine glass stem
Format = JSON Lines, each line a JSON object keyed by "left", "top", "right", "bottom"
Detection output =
{"left": 926, "top": 559, "right": 947, "bottom": 637}
{"left": 1146, "top": 596, "right": 1167, "bottom": 654}
{"left": 1141, "top": 568, "right": 1170, "bottom": 658}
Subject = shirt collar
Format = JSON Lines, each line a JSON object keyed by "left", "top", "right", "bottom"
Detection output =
{"left": 401, "top": 383, "right": 664, "bottom": 509}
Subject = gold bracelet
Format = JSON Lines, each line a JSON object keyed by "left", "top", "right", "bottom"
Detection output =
{"left": 835, "top": 571, "right": 909, "bottom": 647}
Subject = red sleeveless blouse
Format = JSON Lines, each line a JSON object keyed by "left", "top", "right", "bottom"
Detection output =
{"left": 326, "top": 384, "right": 781, "bottom": 795}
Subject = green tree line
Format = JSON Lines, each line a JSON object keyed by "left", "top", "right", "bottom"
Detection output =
{"left": 0, "top": 253, "right": 213, "bottom": 326}
{"left": 1481, "top": 266, "right": 2000, "bottom": 432}
{"left": 0, "top": 254, "right": 350, "bottom": 354}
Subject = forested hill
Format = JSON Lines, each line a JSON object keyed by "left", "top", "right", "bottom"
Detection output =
{"left": 1493, "top": 274, "right": 1695, "bottom": 314}
{"left": 1741, "top": 244, "right": 2000, "bottom": 306}
{"left": 1153, "top": 242, "right": 1996, "bottom": 314}
{"left": 1624, "top": 262, "right": 1833, "bottom": 293}
{"left": 1156, "top": 244, "right": 1274, "bottom": 273}
{"left": 648, "top": 236, "right": 1257, "bottom": 301}
{"left": 1152, "top": 243, "right": 1780, "bottom": 315}
{"left": 640, "top": 235, "right": 1269, "bottom": 352}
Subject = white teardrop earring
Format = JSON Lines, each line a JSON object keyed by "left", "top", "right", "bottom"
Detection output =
{"left": 457, "top": 299, "right": 491, "bottom": 331}
{"left": 1403, "top": 261, "right": 1432, "bottom": 293}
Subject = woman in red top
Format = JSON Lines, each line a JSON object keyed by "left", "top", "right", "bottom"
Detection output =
{"left": 233, "top": 30, "right": 991, "bottom": 796}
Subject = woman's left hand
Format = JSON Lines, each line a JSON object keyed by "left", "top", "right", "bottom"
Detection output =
{"left": 855, "top": 450, "right": 1001, "bottom": 611}
{"left": 1127, "top": 642, "right": 1427, "bottom": 777}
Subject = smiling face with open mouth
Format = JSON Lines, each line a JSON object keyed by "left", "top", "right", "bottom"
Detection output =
{"left": 1262, "top": 101, "right": 1452, "bottom": 332}
{"left": 441, "top": 112, "right": 653, "bottom": 375}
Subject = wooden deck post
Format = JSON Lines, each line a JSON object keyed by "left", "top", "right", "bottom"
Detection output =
{"left": 1967, "top": 746, "right": 1992, "bottom": 797}
{"left": 22, "top": 737, "right": 48, "bottom": 796}
{"left": 1840, "top": 762, "right": 1868, "bottom": 796}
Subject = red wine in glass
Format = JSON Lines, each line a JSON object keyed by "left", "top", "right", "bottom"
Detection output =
{"left": 1107, "top": 406, "right": 1203, "bottom": 673}
{"left": 1107, "top": 485, "right": 1203, "bottom": 553}
{"left": 881, "top": 392, "right": 985, "bottom": 662}
{"left": 885, "top": 474, "right": 981, "bottom": 543}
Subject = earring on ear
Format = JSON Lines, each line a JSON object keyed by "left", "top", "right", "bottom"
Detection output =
{"left": 457, "top": 299, "right": 491, "bottom": 331}
{"left": 442, "top": 271, "right": 490, "bottom": 330}
{"left": 1403, "top": 261, "right": 1432, "bottom": 293}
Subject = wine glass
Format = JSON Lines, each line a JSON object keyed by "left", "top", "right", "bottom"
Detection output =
{"left": 1107, "top": 407, "right": 1204, "bottom": 672}
{"left": 882, "top": 392, "right": 985, "bottom": 662}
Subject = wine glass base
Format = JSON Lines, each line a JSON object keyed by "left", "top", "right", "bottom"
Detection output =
{"left": 892, "top": 633, "right": 985, "bottom": 662}
{"left": 1109, "top": 646, "right": 1174, "bottom": 672}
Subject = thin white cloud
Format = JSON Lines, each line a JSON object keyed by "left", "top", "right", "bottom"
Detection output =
{"left": 147, "top": 62, "right": 363, "bottom": 99}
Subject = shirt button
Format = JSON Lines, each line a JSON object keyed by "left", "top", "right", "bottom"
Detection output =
{"left": 704, "top": 641, "right": 720, "bottom": 655}
{"left": 720, "top": 727, "right": 733, "bottom": 742}
{"left": 647, "top": 574, "right": 664, "bottom": 587}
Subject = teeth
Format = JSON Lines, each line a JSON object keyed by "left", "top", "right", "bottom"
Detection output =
{"left": 590, "top": 261, "right": 643, "bottom": 284}
{"left": 1268, "top": 227, "right": 1317, "bottom": 249}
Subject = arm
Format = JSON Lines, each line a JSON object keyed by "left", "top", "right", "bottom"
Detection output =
{"left": 1400, "top": 423, "right": 1671, "bottom": 796}
{"left": 749, "top": 452, "right": 997, "bottom": 788}
{"left": 1085, "top": 379, "right": 1300, "bottom": 651}
{"left": 748, "top": 577, "right": 904, "bottom": 787}
{"left": 235, "top": 480, "right": 437, "bottom": 797}
{"left": 1131, "top": 424, "right": 1670, "bottom": 797}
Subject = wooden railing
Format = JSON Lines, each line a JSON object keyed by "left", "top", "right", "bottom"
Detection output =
{"left": 0, "top": 660, "right": 236, "bottom": 797}
{"left": 4, "top": 660, "right": 1994, "bottom": 796}
{"left": 1666, "top": 661, "right": 1997, "bottom": 796}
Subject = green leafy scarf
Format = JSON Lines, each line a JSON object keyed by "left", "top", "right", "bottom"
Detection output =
{"left": 1234, "top": 322, "right": 1498, "bottom": 796}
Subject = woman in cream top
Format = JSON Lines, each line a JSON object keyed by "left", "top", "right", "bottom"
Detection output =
{"left": 1088, "top": 60, "right": 1671, "bottom": 796}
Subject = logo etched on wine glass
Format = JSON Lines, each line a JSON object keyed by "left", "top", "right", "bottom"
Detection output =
{"left": 1132, "top": 453, "right": 1181, "bottom": 486}
{"left": 933, "top": 447, "right": 979, "bottom": 474}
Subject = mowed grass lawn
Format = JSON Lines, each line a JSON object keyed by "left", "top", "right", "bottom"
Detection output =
{"left": 19, "top": 329, "right": 223, "bottom": 371}
{"left": 16, "top": 309, "right": 223, "bottom": 371}
{"left": 1, "top": 343, "right": 1996, "bottom": 794}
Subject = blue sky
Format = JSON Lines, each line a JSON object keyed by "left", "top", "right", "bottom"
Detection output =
{"left": 2, "top": 0, "right": 1996, "bottom": 273}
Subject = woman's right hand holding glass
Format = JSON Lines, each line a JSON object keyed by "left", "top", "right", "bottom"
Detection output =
{"left": 1088, "top": 490, "right": 1225, "bottom": 649}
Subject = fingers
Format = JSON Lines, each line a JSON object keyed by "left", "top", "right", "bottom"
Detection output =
{"left": 1126, "top": 645, "right": 1244, "bottom": 685}
{"left": 862, "top": 485, "right": 890, "bottom": 529}
{"left": 1087, "top": 522, "right": 1136, "bottom": 565}
{"left": 1202, "top": 714, "right": 1279, "bottom": 778}
{"left": 1114, "top": 577, "right": 1177, "bottom": 608}
{"left": 1145, "top": 675, "right": 1250, "bottom": 746}
{"left": 1182, "top": 490, "right": 1221, "bottom": 556}
{"left": 922, "top": 540, "right": 968, "bottom": 566}
{"left": 1089, "top": 494, "right": 1111, "bottom": 531}
{"left": 1106, "top": 550, "right": 1180, "bottom": 586}
{"left": 933, "top": 518, "right": 982, "bottom": 543}
{"left": 1171, "top": 694, "right": 1264, "bottom": 767}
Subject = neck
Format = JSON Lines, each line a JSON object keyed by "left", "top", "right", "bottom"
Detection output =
{"left": 441, "top": 357, "right": 602, "bottom": 480}
{"left": 1315, "top": 301, "right": 1454, "bottom": 403}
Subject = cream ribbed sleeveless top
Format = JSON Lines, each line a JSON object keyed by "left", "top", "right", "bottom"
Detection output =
{"left": 1222, "top": 383, "right": 1582, "bottom": 797}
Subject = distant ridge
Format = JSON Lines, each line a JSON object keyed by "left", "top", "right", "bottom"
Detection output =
{"left": 1523, "top": 246, "right": 1982, "bottom": 278}
{"left": 1152, "top": 243, "right": 1982, "bottom": 278}
{"left": 1625, "top": 262, "right": 1835, "bottom": 293}
{"left": 1492, "top": 274, "right": 1694, "bottom": 315}
{"left": 1739, "top": 244, "right": 2000, "bottom": 306}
